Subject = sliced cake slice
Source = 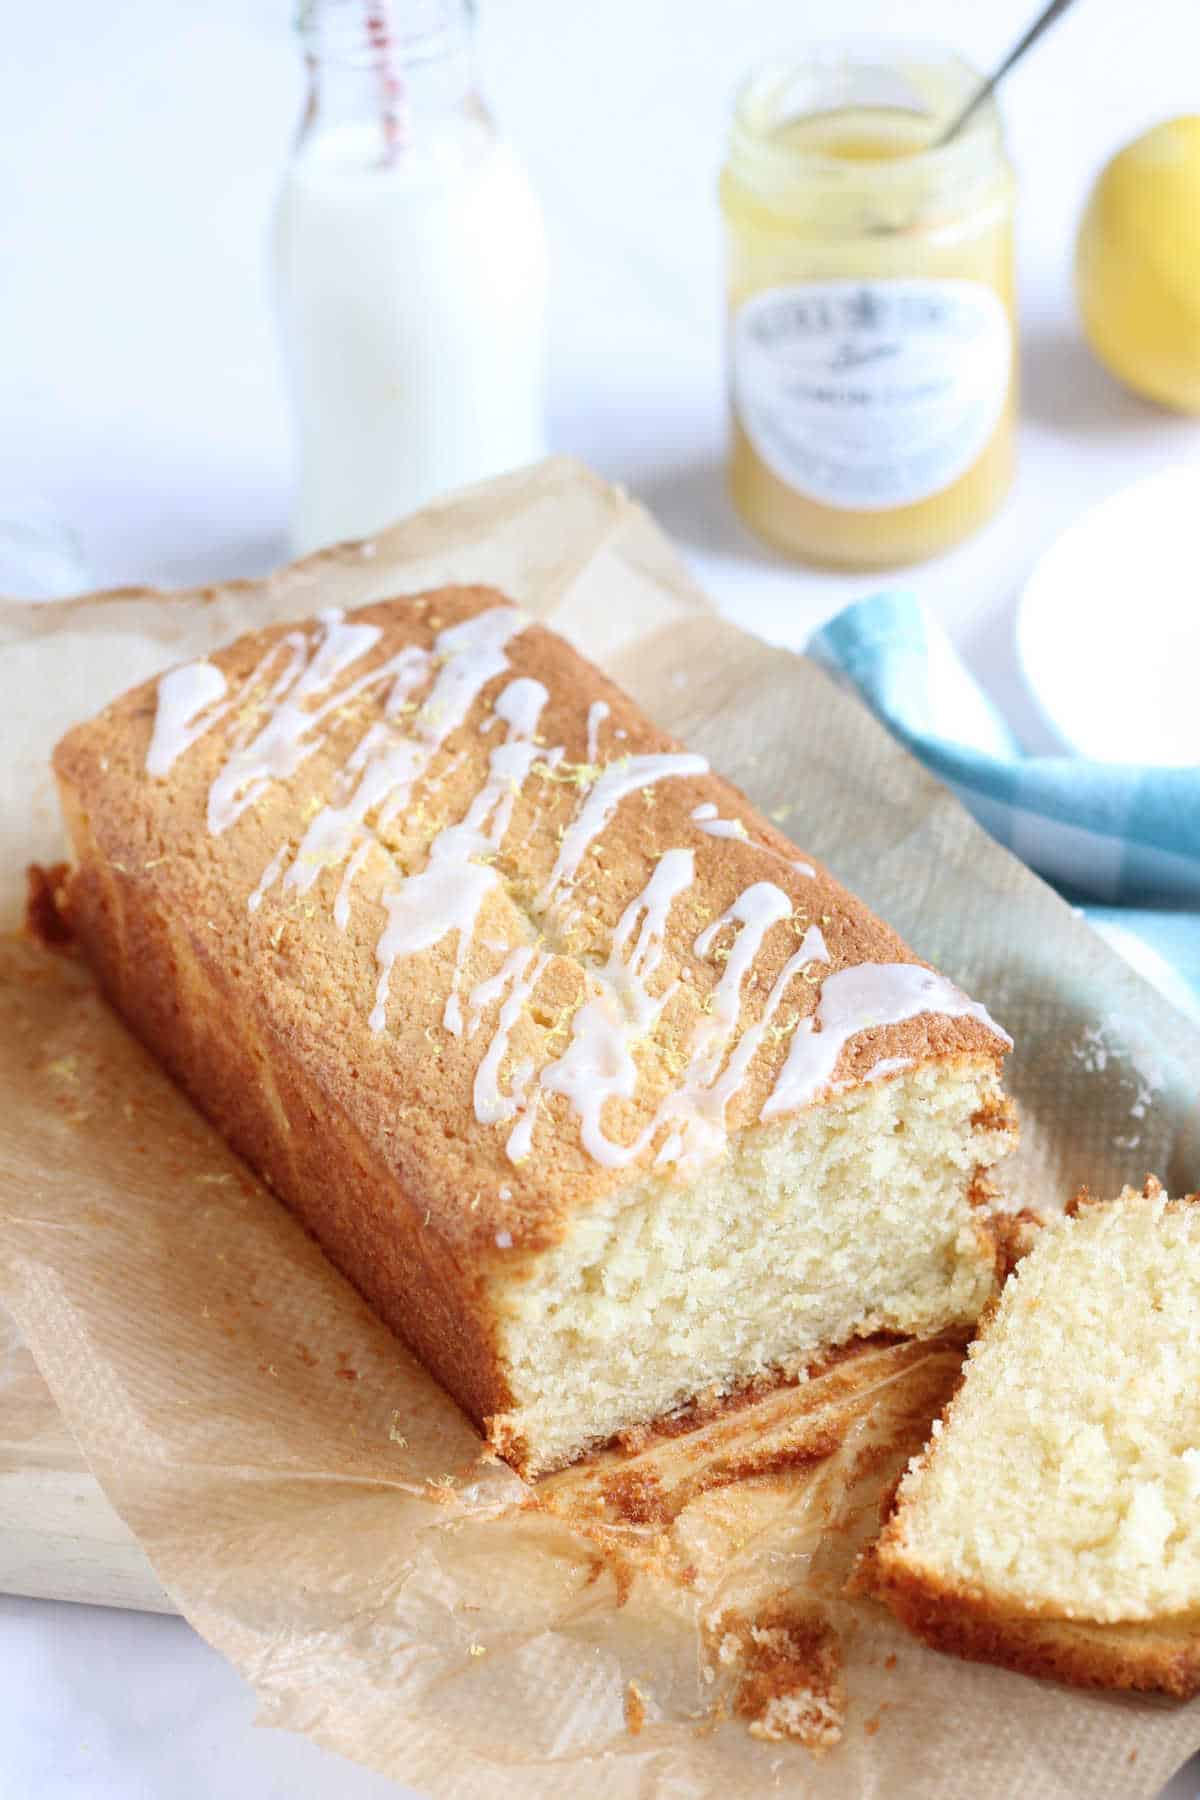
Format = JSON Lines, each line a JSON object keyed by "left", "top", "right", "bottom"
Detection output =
{"left": 870, "top": 1177, "right": 1200, "bottom": 1697}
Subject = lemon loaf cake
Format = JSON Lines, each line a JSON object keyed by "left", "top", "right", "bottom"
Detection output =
{"left": 52, "top": 587, "right": 1015, "bottom": 1476}
{"left": 870, "top": 1178, "right": 1200, "bottom": 1697}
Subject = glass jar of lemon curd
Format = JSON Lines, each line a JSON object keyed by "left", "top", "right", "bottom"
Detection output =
{"left": 722, "top": 43, "right": 1016, "bottom": 567}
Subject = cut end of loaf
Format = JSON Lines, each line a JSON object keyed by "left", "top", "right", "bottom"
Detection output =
{"left": 50, "top": 586, "right": 1017, "bottom": 1487}
{"left": 870, "top": 1177, "right": 1200, "bottom": 1697}
{"left": 486, "top": 1056, "right": 1013, "bottom": 1476}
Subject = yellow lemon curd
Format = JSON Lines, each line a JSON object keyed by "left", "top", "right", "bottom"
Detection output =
{"left": 722, "top": 49, "right": 1017, "bottom": 568}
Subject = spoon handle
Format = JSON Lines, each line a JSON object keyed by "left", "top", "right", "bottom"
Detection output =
{"left": 936, "top": 0, "right": 1081, "bottom": 145}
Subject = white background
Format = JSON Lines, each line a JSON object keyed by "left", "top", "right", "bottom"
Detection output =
{"left": 2, "top": 1, "right": 1199, "bottom": 1794}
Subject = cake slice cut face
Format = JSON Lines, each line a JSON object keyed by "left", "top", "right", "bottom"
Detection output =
{"left": 871, "top": 1179, "right": 1200, "bottom": 1697}
{"left": 52, "top": 587, "right": 1015, "bottom": 1476}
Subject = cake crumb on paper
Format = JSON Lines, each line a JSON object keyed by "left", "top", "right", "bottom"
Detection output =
{"left": 709, "top": 1602, "right": 845, "bottom": 1754}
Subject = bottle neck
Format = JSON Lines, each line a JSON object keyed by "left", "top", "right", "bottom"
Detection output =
{"left": 297, "top": 1, "right": 478, "bottom": 158}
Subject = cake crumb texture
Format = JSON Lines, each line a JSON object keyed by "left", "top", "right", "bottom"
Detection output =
{"left": 710, "top": 1601, "right": 846, "bottom": 1752}
{"left": 871, "top": 1177, "right": 1200, "bottom": 1696}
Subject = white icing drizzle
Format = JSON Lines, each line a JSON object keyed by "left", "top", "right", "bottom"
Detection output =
{"left": 534, "top": 995, "right": 644, "bottom": 1166}
{"left": 419, "top": 608, "right": 527, "bottom": 743}
{"left": 471, "top": 944, "right": 550, "bottom": 1156}
{"left": 525, "top": 876, "right": 830, "bottom": 1172}
{"left": 207, "top": 613, "right": 402, "bottom": 836}
{"left": 379, "top": 741, "right": 468, "bottom": 832}
{"left": 536, "top": 753, "right": 708, "bottom": 908}
{"left": 692, "top": 883, "right": 795, "bottom": 1057}
{"left": 691, "top": 800, "right": 749, "bottom": 842}
{"left": 468, "top": 944, "right": 531, "bottom": 1039}
{"left": 225, "top": 606, "right": 526, "bottom": 947}
{"left": 370, "top": 845, "right": 498, "bottom": 1034}
{"left": 533, "top": 849, "right": 696, "bottom": 1167}
{"left": 334, "top": 839, "right": 373, "bottom": 930}
{"left": 281, "top": 613, "right": 522, "bottom": 901}
{"left": 863, "top": 1056, "right": 912, "bottom": 1084}
{"left": 763, "top": 963, "right": 1012, "bottom": 1121}
{"left": 691, "top": 805, "right": 816, "bottom": 873}
{"left": 210, "top": 606, "right": 523, "bottom": 861}
{"left": 652, "top": 896, "right": 828, "bottom": 1171}
{"left": 609, "top": 848, "right": 694, "bottom": 1026}
{"left": 585, "top": 699, "right": 609, "bottom": 763}
{"left": 285, "top": 735, "right": 426, "bottom": 899}
{"left": 495, "top": 674, "right": 548, "bottom": 741}
{"left": 151, "top": 607, "right": 1013, "bottom": 1182}
{"left": 236, "top": 645, "right": 431, "bottom": 911}
{"left": 146, "top": 661, "right": 228, "bottom": 777}
{"left": 375, "top": 832, "right": 501, "bottom": 1030}
{"left": 247, "top": 844, "right": 289, "bottom": 914}
{"left": 297, "top": 611, "right": 385, "bottom": 701}
{"left": 370, "top": 665, "right": 547, "bottom": 1035}
{"left": 459, "top": 679, "right": 548, "bottom": 851}
{"left": 505, "top": 1099, "right": 540, "bottom": 1166}
{"left": 521, "top": 869, "right": 1008, "bottom": 1171}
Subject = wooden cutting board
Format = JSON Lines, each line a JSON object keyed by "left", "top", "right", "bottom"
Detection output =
{"left": 0, "top": 1312, "right": 171, "bottom": 1613}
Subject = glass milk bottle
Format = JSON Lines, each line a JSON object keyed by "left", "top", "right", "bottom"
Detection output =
{"left": 274, "top": 1, "right": 549, "bottom": 554}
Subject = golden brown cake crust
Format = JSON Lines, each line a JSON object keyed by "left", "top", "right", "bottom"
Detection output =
{"left": 867, "top": 1558, "right": 1200, "bottom": 1698}
{"left": 52, "top": 585, "right": 1010, "bottom": 1451}
{"left": 52, "top": 587, "right": 1005, "bottom": 1249}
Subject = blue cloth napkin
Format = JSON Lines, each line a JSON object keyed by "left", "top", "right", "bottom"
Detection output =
{"left": 808, "top": 593, "right": 1200, "bottom": 1021}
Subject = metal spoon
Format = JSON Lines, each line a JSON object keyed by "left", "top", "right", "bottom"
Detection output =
{"left": 935, "top": 0, "right": 1081, "bottom": 145}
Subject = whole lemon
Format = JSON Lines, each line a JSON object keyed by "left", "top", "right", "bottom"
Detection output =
{"left": 1076, "top": 115, "right": 1200, "bottom": 413}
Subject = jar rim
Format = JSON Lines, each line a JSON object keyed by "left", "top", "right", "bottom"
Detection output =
{"left": 727, "top": 37, "right": 1006, "bottom": 197}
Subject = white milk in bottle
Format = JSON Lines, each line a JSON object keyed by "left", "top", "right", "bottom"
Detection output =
{"left": 274, "top": 1, "right": 549, "bottom": 554}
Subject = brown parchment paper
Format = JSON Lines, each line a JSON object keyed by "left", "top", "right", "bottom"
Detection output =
{"left": 1, "top": 456, "right": 1198, "bottom": 1797}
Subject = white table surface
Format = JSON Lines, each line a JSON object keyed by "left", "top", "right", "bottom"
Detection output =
{"left": 3, "top": 1, "right": 1199, "bottom": 1794}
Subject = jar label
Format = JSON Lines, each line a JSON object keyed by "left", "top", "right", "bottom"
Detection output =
{"left": 732, "top": 278, "right": 1011, "bottom": 512}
